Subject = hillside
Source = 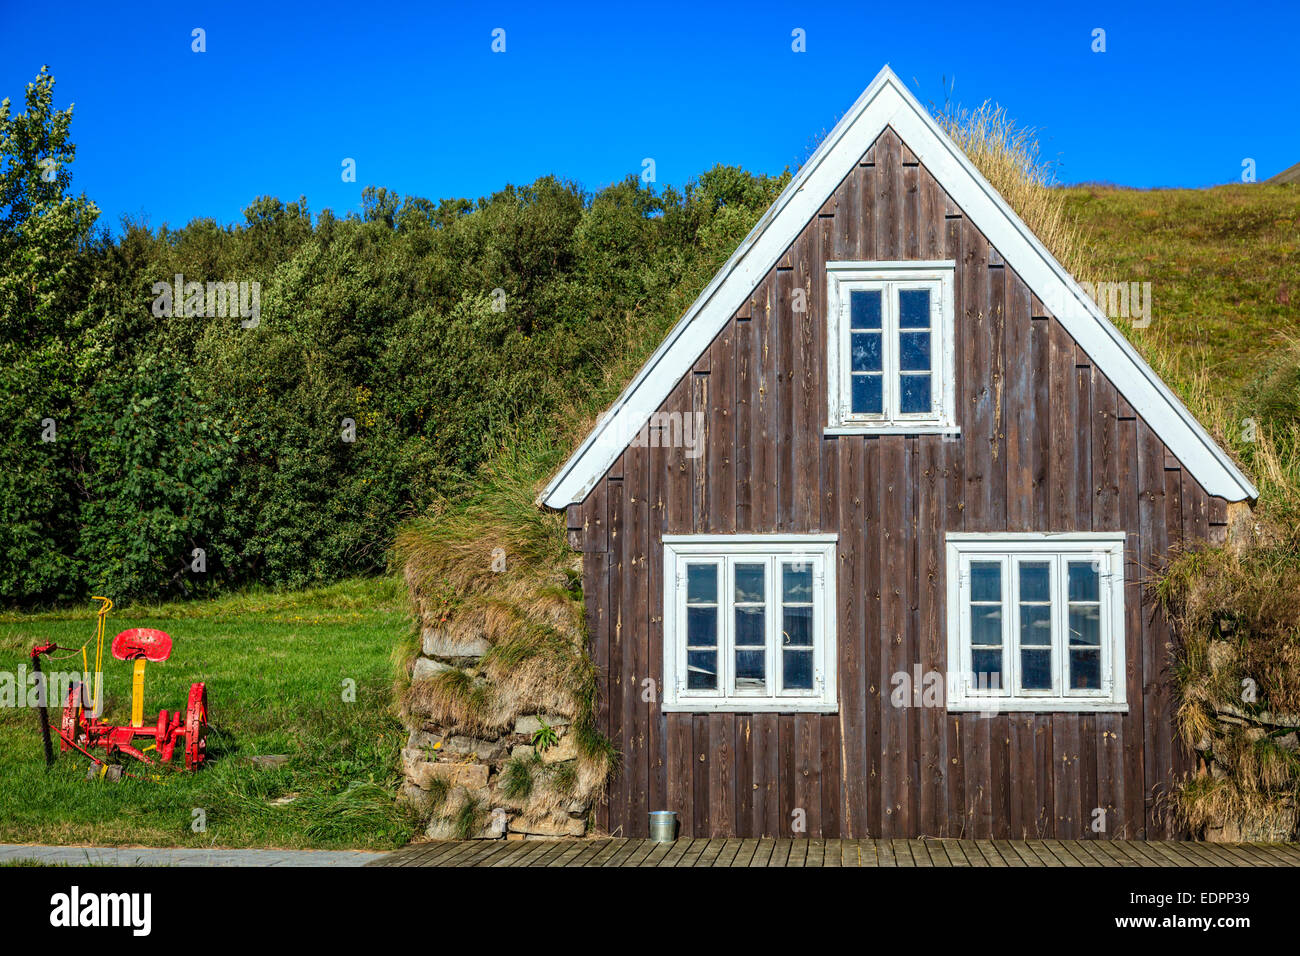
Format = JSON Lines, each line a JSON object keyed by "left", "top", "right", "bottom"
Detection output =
{"left": 1064, "top": 182, "right": 1299, "bottom": 402}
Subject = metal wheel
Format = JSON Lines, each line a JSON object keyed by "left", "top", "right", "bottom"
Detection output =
{"left": 184, "top": 683, "right": 208, "bottom": 770}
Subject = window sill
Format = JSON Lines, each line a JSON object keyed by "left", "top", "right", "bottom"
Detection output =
{"left": 825, "top": 425, "right": 961, "bottom": 437}
{"left": 947, "top": 699, "right": 1128, "bottom": 714}
{"left": 662, "top": 701, "right": 839, "bottom": 714}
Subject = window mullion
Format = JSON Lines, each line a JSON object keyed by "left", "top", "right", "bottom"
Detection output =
{"left": 1053, "top": 555, "right": 1065, "bottom": 697}
{"left": 931, "top": 284, "right": 942, "bottom": 415}
{"left": 1000, "top": 555, "right": 1012, "bottom": 696}
{"left": 1100, "top": 554, "right": 1113, "bottom": 696}
{"left": 767, "top": 556, "right": 778, "bottom": 699}
{"left": 809, "top": 556, "right": 819, "bottom": 698}
{"left": 885, "top": 282, "right": 898, "bottom": 419}
{"left": 721, "top": 556, "right": 733, "bottom": 699}
{"left": 674, "top": 560, "right": 685, "bottom": 698}
{"left": 842, "top": 291, "right": 852, "bottom": 418}
{"left": 1007, "top": 555, "right": 1019, "bottom": 696}
{"left": 958, "top": 556, "right": 971, "bottom": 696}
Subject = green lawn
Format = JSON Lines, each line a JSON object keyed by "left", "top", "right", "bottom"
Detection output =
{"left": 0, "top": 577, "right": 417, "bottom": 849}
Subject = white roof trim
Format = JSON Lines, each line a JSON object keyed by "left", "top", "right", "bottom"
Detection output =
{"left": 540, "top": 66, "right": 1257, "bottom": 508}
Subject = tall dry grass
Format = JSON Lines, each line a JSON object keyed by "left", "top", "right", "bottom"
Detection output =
{"left": 935, "top": 100, "right": 1094, "bottom": 285}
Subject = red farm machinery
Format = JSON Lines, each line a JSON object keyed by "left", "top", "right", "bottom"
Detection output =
{"left": 30, "top": 597, "right": 210, "bottom": 774}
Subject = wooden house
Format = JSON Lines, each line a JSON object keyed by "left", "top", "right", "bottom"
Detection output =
{"left": 540, "top": 67, "right": 1257, "bottom": 840}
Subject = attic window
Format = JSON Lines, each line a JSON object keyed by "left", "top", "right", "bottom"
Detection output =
{"left": 662, "top": 535, "right": 838, "bottom": 713}
{"left": 825, "top": 261, "right": 957, "bottom": 434}
{"left": 945, "top": 534, "right": 1128, "bottom": 713}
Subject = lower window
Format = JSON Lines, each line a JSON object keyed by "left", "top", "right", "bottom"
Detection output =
{"left": 662, "top": 535, "right": 838, "bottom": 712}
{"left": 945, "top": 533, "right": 1128, "bottom": 712}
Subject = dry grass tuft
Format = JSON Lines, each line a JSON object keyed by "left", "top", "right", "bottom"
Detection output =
{"left": 1160, "top": 522, "right": 1300, "bottom": 837}
{"left": 935, "top": 100, "right": 1093, "bottom": 284}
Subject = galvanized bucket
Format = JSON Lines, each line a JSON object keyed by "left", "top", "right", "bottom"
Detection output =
{"left": 648, "top": 810, "right": 678, "bottom": 842}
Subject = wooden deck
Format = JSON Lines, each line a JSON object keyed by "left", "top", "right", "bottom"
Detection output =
{"left": 369, "top": 837, "right": 1300, "bottom": 867}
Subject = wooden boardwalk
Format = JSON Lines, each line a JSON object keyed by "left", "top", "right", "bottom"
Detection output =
{"left": 369, "top": 837, "right": 1300, "bottom": 868}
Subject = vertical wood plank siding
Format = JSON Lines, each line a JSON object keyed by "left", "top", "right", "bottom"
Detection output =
{"left": 574, "top": 127, "right": 1220, "bottom": 840}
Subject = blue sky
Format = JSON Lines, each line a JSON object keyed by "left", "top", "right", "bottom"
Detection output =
{"left": 3, "top": 0, "right": 1297, "bottom": 230}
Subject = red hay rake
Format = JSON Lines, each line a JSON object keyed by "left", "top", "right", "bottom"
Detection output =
{"left": 31, "top": 598, "right": 210, "bottom": 774}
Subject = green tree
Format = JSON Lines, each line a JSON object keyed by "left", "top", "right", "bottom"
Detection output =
{"left": 0, "top": 66, "right": 100, "bottom": 604}
{"left": 78, "top": 355, "right": 237, "bottom": 600}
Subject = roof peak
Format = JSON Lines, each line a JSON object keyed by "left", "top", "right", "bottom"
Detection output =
{"left": 540, "top": 66, "right": 1256, "bottom": 508}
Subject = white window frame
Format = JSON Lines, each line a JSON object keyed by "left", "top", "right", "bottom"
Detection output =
{"left": 662, "top": 535, "right": 838, "bottom": 713}
{"left": 825, "top": 261, "right": 958, "bottom": 435}
{"left": 945, "top": 533, "right": 1127, "bottom": 713}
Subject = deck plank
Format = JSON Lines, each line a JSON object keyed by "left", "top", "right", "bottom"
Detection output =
{"left": 746, "top": 839, "right": 776, "bottom": 868}
{"left": 730, "top": 839, "right": 760, "bottom": 867}
{"left": 371, "top": 838, "right": 1300, "bottom": 867}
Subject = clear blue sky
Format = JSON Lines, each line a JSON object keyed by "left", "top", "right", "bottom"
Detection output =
{"left": 3, "top": 0, "right": 1297, "bottom": 230}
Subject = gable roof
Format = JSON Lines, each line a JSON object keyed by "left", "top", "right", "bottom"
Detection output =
{"left": 540, "top": 66, "right": 1257, "bottom": 508}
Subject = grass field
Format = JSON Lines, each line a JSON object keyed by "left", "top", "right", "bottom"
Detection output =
{"left": 0, "top": 578, "right": 417, "bottom": 849}
{"left": 1062, "top": 182, "right": 1300, "bottom": 403}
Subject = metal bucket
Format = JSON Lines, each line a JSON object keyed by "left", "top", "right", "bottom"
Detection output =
{"left": 648, "top": 810, "right": 678, "bottom": 842}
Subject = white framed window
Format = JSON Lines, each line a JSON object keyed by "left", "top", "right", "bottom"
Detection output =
{"left": 825, "top": 261, "right": 957, "bottom": 434}
{"left": 662, "top": 535, "right": 838, "bottom": 713}
{"left": 945, "top": 533, "right": 1127, "bottom": 713}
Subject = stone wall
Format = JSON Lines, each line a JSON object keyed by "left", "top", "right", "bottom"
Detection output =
{"left": 399, "top": 625, "right": 593, "bottom": 840}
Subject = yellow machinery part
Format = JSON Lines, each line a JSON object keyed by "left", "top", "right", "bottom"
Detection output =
{"left": 131, "top": 658, "right": 147, "bottom": 727}
{"left": 91, "top": 596, "right": 112, "bottom": 716}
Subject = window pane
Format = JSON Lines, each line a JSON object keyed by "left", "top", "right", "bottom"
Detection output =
{"left": 1069, "top": 649, "right": 1101, "bottom": 690}
{"left": 687, "top": 606, "right": 716, "bottom": 646}
{"left": 685, "top": 564, "right": 718, "bottom": 689}
{"left": 899, "top": 374, "right": 931, "bottom": 414}
{"left": 850, "top": 289, "right": 882, "bottom": 330}
{"left": 735, "top": 650, "right": 766, "bottom": 689}
{"left": 971, "top": 650, "right": 1002, "bottom": 690}
{"left": 852, "top": 374, "right": 883, "bottom": 414}
{"left": 970, "top": 562, "right": 1001, "bottom": 602}
{"left": 687, "top": 650, "right": 718, "bottom": 690}
{"left": 1068, "top": 562, "right": 1100, "bottom": 602}
{"left": 851, "top": 331, "right": 882, "bottom": 372}
{"left": 971, "top": 606, "right": 1003, "bottom": 647}
{"left": 1019, "top": 561, "right": 1051, "bottom": 603}
{"left": 899, "top": 331, "right": 930, "bottom": 371}
{"left": 783, "top": 564, "right": 813, "bottom": 603}
{"left": 783, "top": 606, "right": 813, "bottom": 648}
{"left": 898, "top": 289, "right": 931, "bottom": 328}
{"left": 736, "top": 607, "right": 765, "bottom": 648}
{"left": 735, "top": 563, "right": 765, "bottom": 604}
{"left": 783, "top": 650, "right": 813, "bottom": 690}
{"left": 686, "top": 564, "right": 717, "bottom": 604}
{"left": 1019, "top": 604, "right": 1052, "bottom": 647}
{"left": 1020, "top": 648, "right": 1052, "bottom": 690}
{"left": 1069, "top": 606, "right": 1101, "bottom": 646}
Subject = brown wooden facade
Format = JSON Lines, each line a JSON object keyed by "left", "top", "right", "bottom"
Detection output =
{"left": 565, "top": 126, "right": 1229, "bottom": 841}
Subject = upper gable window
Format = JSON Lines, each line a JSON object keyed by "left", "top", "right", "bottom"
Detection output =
{"left": 825, "top": 262, "right": 957, "bottom": 434}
